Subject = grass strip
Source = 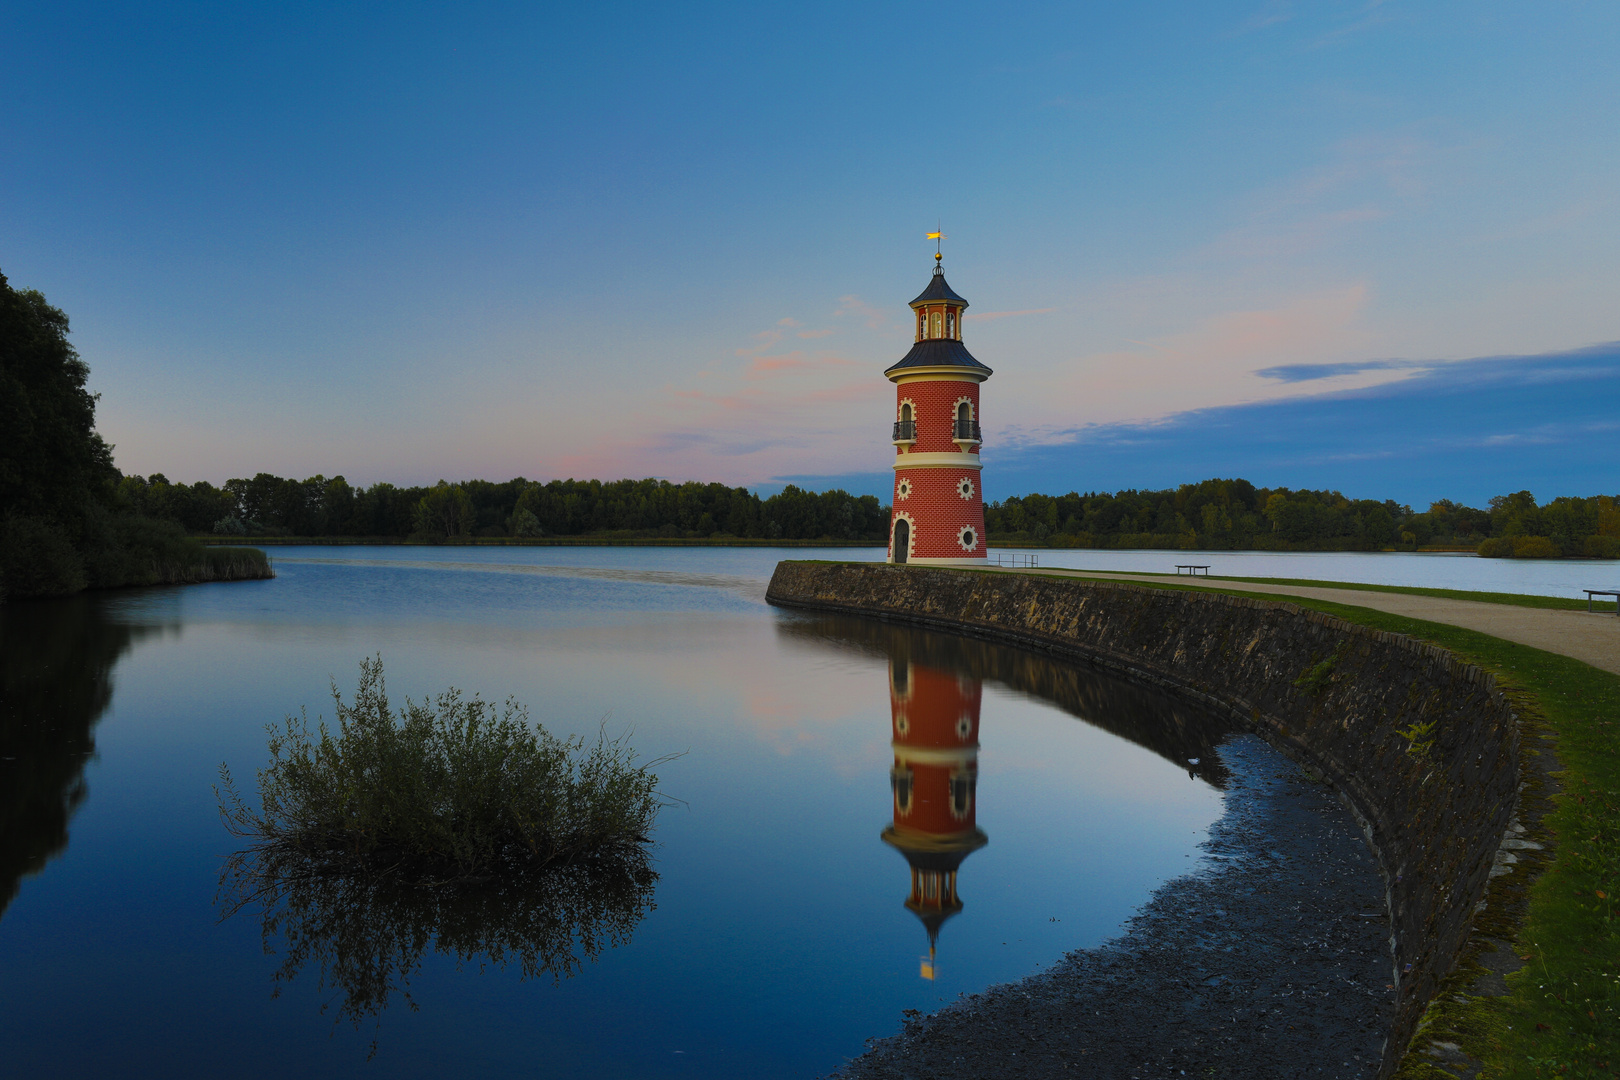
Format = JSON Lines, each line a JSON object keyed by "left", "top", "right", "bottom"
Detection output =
{"left": 1026, "top": 567, "right": 1618, "bottom": 613}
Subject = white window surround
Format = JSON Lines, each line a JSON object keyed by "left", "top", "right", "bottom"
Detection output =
{"left": 895, "top": 476, "right": 913, "bottom": 501}
{"left": 957, "top": 525, "right": 979, "bottom": 552}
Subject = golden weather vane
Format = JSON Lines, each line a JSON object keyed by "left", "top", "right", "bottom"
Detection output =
{"left": 927, "top": 225, "right": 946, "bottom": 261}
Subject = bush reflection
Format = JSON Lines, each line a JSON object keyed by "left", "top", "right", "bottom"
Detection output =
{"left": 217, "top": 846, "right": 657, "bottom": 1046}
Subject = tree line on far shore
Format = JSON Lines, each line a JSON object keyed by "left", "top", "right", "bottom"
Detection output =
{"left": 115, "top": 472, "right": 890, "bottom": 543}
{"left": 115, "top": 469, "right": 1620, "bottom": 558}
{"left": 984, "top": 478, "right": 1620, "bottom": 558}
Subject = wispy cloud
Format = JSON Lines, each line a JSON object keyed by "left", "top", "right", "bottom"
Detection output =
{"left": 833, "top": 295, "right": 887, "bottom": 330}
{"left": 734, "top": 329, "right": 784, "bottom": 356}
{"left": 543, "top": 302, "right": 894, "bottom": 486}
{"left": 965, "top": 308, "right": 1055, "bottom": 322}
{"left": 1236, "top": 0, "right": 1294, "bottom": 33}
{"left": 1000, "top": 285, "right": 1377, "bottom": 445}
{"left": 745, "top": 352, "right": 854, "bottom": 376}
{"left": 1256, "top": 358, "right": 1429, "bottom": 383}
{"left": 990, "top": 341, "right": 1620, "bottom": 506}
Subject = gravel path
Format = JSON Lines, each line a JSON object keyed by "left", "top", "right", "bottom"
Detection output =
{"left": 1008, "top": 568, "right": 1620, "bottom": 674}
{"left": 835, "top": 735, "right": 1395, "bottom": 1080}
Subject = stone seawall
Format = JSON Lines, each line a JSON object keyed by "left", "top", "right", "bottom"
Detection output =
{"left": 766, "top": 561, "right": 1521, "bottom": 1076}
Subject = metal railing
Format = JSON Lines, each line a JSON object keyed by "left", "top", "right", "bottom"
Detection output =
{"left": 991, "top": 552, "right": 1039, "bottom": 567}
{"left": 953, "top": 419, "right": 981, "bottom": 442}
{"left": 892, "top": 420, "right": 917, "bottom": 442}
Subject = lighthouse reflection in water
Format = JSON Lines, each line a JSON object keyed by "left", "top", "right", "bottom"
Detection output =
{"left": 884, "top": 655, "right": 988, "bottom": 980}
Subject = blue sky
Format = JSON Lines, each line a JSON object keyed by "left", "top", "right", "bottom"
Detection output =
{"left": 3, "top": 1, "right": 1617, "bottom": 508}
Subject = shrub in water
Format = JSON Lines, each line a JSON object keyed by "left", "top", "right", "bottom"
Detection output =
{"left": 217, "top": 657, "right": 664, "bottom": 877}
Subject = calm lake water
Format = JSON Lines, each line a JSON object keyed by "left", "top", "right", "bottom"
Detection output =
{"left": 0, "top": 546, "right": 1245, "bottom": 1078}
{"left": 0, "top": 543, "right": 1523, "bottom": 1078}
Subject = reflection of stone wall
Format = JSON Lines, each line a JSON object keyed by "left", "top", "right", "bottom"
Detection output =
{"left": 767, "top": 562, "right": 1519, "bottom": 1078}
{"left": 776, "top": 612, "right": 1238, "bottom": 789}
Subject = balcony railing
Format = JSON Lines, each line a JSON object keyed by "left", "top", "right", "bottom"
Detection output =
{"left": 953, "top": 419, "right": 981, "bottom": 443}
{"left": 892, "top": 420, "right": 917, "bottom": 443}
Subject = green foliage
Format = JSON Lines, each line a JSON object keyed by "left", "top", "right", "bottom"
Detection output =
{"left": 1394, "top": 718, "right": 1437, "bottom": 757}
{"left": 132, "top": 473, "right": 889, "bottom": 542}
{"left": 217, "top": 657, "right": 665, "bottom": 876}
{"left": 413, "top": 481, "right": 475, "bottom": 541}
{"left": 986, "top": 480, "right": 1620, "bottom": 557}
{"left": 508, "top": 505, "right": 543, "bottom": 537}
{"left": 1293, "top": 644, "right": 1346, "bottom": 695}
{"left": 1583, "top": 535, "right": 1620, "bottom": 559}
{"left": 0, "top": 271, "right": 272, "bottom": 599}
{"left": 0, "top": 513, "right": 87, "bottom": 598}
{"left": 0, "top": 269, "right": 117, "bottom": 529}
{"left": 1479, "top": 535, "right": 1570, "bottom": 559}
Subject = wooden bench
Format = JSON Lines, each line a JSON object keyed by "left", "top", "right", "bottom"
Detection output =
{"left": 1585, "top": 589, "right": 1620, "bottom": 615}
{"left": 1175, "top": 564, "right": 1211, "bottom": 576}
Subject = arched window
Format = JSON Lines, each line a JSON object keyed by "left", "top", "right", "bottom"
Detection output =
{"left": 890, "top": 766, "right": 914, "bottom": 814}
{"left": 956, "top": 401, "right": 970, "bottom": 425}
{"left": 931, "top": 312, "right": 942, "bottom": 337}
{"left": 946, "top": 312, "right": 955, "bottom": 338}
{"left": 918, "top": 312, "right": 926, "bottom": 338}
{"left": 900, "top": 402, "right": 913, "bottom": 422}
{"left": 950, "top": 769, "right": 975, "bottom": 818}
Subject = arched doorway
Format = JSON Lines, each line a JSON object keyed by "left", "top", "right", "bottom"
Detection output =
{"left": 893, "top": 518, "right": 910, "bottom": 564}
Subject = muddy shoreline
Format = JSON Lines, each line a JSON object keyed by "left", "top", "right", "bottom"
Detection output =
{"left": 834, "top": 734, "right": 1396, "bottom": 1080}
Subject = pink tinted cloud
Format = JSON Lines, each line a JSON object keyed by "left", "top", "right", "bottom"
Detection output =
{"left": 1000, "top": 285, "right": 1383, "bottom": 446}
{"left": 965, "top": 308, "right": 1055, "bottom": 321}
{"left": 833, "top": 295, "right": 887, "bottom": 329}
{"left": 746, "top": 352, "right": 854, "bottom": 376}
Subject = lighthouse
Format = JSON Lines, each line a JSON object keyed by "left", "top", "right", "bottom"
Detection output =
{"left": 886, "top": 249, "right": 993, "bottom": 565}
{"left": 882, "top": 653, "right": 988, "bottom": 979}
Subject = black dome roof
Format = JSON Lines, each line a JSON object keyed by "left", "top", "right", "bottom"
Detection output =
{"left": 910, "top": 266, "right": 969, "bottom": 308}
{"left": 885, "top": 338, "right": 993, "bottom": 377}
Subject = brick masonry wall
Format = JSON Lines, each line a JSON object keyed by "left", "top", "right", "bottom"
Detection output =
{"left": 894, "top": 379, "right": 980, "bottom": 456}
{"left": 891, "top": 470, "right": 986, "bottom": 559}
{"left": 765, "top": 561, "right": 1521, "bottom": 1078}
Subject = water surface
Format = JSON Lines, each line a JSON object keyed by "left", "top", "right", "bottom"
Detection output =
{"left": 1, "top": 548, "right": 1256, "bottom": 1077}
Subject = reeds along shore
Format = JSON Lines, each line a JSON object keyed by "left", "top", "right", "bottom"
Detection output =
{"left": 154, "top": 546, "right": 274, "bottom": 584}
{"left": 0, "top": 542, "right": 273, "bottom": 603}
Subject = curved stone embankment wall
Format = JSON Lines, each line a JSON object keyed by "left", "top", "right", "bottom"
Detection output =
{"left": 766, "top": 561, "right": 1520, "bottom": 1076}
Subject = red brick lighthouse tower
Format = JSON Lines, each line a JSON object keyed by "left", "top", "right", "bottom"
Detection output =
{"left": 887, "top": 247, "right": 993, "bottom": 564}
{"left": 883, "top": 655, "right": 988, "bottom": 979}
